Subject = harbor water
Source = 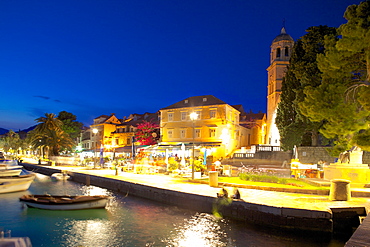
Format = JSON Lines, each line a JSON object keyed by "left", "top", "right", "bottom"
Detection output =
{"left": 0, "top": 172, "right": 347, "bottom": 247}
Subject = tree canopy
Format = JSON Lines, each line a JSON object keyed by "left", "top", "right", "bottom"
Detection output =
{"left": 29, "top": 113, "right": 75, "bottom": 156}
{"left": 134, "top": 121, "right": 159, "bottom": 145}
{"left": 57, "top": 111, "right": 83, "bottom": 139}
{"left": 299, "top": 1, "right": 370, "bottom": 154}
{"left": 276, "top": 25, "right": 337, "bottom": 151}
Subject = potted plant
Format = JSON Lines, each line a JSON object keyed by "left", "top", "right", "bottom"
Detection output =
{"left": 193, "top": 160, "right": 206, "bottom": 179}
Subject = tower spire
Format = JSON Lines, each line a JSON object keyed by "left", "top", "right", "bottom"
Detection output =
{"left": 281, "top": 19, "right": 286, "bottom": 34}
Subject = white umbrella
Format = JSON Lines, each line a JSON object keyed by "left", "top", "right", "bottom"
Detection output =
{"left": 293, "top": 145, "right": 298, "bottom": 160}
{"left": 165, "top": 149, "right": 169, "bottom": 169}
{"left": 181, "top": 143, "right": 186, "bottom": 167}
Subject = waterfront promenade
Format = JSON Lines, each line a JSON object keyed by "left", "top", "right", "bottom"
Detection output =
{"left": 23, "top": 162, "right": 370, "bottom": 212}
{"left": 20, "top": 160, "right": 370, "bottom": 245}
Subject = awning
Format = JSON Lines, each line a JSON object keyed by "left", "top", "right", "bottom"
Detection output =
{"left": 206, "top": 124, "right": 218, "bottom": 127}
{"left": 114, "top": 145, "right": 148, "bottom": 153}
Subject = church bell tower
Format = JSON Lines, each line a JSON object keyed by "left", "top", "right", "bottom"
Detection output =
{"left": 266, "top": 27, "right": 294, "bottom": 145}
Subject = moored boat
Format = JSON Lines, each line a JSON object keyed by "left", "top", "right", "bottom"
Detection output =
{"left": 19, "top": 195, "right": 111, "bottom": 210}
{"left": 51, "top": 172, "right": 70, "bottom": 181}
{"left": 0, "top": 179, "right": 35, "bottom": 194}
{"left": 0, "top": 173, "right": 36, "bottom": 183}
{"left": 0, "top": 237, "right": 32, "bottom": 247}
{"left": 0, "top": 169, "right": 22, "bottom": 177}
{"left": 0, "top": 160, "right": 23, "bottom": 177}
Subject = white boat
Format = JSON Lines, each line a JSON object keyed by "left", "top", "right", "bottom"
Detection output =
{"left": 0, "top": 179, "right": 35, "bottom": 194}
{"left": 0, "top": 173, "right": 36, "bottom": 183}
{"left": 0, "top": 237, "right": 32, "bottom": 247}
{"left": 0, "top": 169, "right": 22, "bottom": 177}
{"left": 51, "top": 173, "right": 70, "bottom": 181}
{"left": 19, "top": 195, "right": 111, "bottom": 210}
{"left": 0, "top": 160, "right": 23, "bottom": 177}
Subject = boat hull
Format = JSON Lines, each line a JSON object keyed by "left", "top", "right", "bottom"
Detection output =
{"left": 0, "top": 174, "right": 36, "bottom": 183}
{"left": 51, "top": 173, "right": 70, "bottom": 181}
{"left": 0, "top": 179, "right": 34, "bottom": 194}
{"left": 19, "top": 195, "right": 110, "bottom": 210}
{"left": 0, "top": 169, "right": 22, "bottom": 177}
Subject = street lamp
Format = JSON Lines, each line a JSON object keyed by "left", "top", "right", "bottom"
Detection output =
{"left": 92, "top": 128, "right": 98, "bottom": 169}
{"left": 190, "top": 112, "right": 198, "bottom": 180}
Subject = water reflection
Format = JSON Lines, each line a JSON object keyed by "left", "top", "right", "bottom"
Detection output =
{"left": 163, "top": 213, "right": 229, "bottom": 247}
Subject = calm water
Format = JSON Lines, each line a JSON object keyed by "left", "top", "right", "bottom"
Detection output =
{"left": 0, "top": 172, "right": 347, "bottom": 247}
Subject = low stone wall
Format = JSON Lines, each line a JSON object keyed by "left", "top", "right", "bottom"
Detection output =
{"left": 297, "top": 147, "right": 370, "bottom": 164}
{"left": 49, "top": 156, "right": 79, "bottom": 166}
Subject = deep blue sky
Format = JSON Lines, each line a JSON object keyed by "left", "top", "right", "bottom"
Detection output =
{"left": 0, "top": 0, "right": 362, "bottom": 130}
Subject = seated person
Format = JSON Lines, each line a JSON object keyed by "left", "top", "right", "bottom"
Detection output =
{"left": 217, "top": 187, "right": 229, "bottom": 198}
{"left": 231, "top": 188, "right": 240, "bottom": 199}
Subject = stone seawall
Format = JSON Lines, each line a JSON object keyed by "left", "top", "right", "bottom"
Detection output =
{"left": 21, "top": 163, "right": 333, "bottom": 233}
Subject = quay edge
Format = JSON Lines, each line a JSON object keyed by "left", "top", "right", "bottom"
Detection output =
{"left": 22, "top": 163, "right": 334, "bottom": 233}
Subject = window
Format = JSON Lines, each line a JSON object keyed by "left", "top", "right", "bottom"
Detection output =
{"left": 209, "top": 129, "right": 216, "bottom": 138}
{"left": 184, "top": 100, "right": 188, "bottom": 104}
{"left": 195, "top": 129, "right": 201, "bottom": 138}
{"left": 180, "top": 129, "right": 186, "bottom": 138}
{"left": 285, "top": 46, "right": 289, "bottom": 56}
{"left": 168, "top": 112, "right": 173, "bottom": 122}
{"left": 127, "top": 138, "right": 131, "bottom": 145}
{"left": 167, "top": 130, "right": 173, "bottom": 138}
{"left": 181, "top": 112, "right": 187, "bottom": 121}
{"left": 210, "top": 109, "right": 216, "bottom": 119}
{"left": 276, "top": 48, "right": 281, "bottom": 58}
{"left": 203, "top": 97, "right": 207, "bottom": 102}
{"left": 195, "top": 110, "right": 201, "bottom": 119}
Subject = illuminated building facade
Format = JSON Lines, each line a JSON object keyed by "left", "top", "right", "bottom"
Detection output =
{"left": 88, "top": 112, "right": 159, "bottom": 154}
{"left": 90, "top": 113, "right": 122, "bottom": 151}
{"left": 266, "top": 27, "right": 294, "bottom": 145}
{"left": 160, "top": 95, "right": 250, "bottom": 159}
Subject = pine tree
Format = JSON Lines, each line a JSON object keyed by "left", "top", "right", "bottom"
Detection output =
{"left": 300, "top": 1, "right": 370, "bottom": 153}
{"left": 276, "top": 26, "right": 337, "bottom": 150}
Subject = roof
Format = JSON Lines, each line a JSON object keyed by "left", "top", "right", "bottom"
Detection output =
{"left": 161, "top": 95, "right": 227, "bottom": 110}
{"left": 272, "top": 27, "right": 293, "bottom": 43}
{"left": 117, "top": 112, "right": 159, "bottom": 128}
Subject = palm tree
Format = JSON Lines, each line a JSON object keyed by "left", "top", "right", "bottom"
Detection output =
{"left": 30, "top": 129, "right": 74, "bottom": 156}
{"left": 34, "top": 113, "right": 63, "bottom": 133}
{"left": 30, "top": 113, "right": 75, "bottom": 157}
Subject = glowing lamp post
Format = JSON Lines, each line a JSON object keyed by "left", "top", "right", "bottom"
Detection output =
{"left": 190, "top": 112, "right": 198, "bottom": 180}
{"left": 92, "top": 128, "right": 98, "bottom": 169}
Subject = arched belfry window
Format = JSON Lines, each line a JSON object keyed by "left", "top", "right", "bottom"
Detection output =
{"left": 285, "top": 47, "right": 289, "bottom": 56}
{"left": 276, "top": 48, "right": 281, "bottom": 58}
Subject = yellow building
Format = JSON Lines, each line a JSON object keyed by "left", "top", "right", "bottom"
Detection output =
{"left": 160, "top": 95, "right": 250, "bottom": 159}
{"left": 90, "top": 113, "right": 121, "bottom": 152}
{"left": 266, "top": 27, "right": 294, "bottom": 145}
{"left": 239, "top": 110, "right": 267, "bottom": 146}
{"left": 88, "top": 112, "right": 159, "bottom": 157}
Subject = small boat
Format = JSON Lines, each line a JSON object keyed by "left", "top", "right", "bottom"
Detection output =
{"left": 0, "top": 237, "right": 32, "bottom": 247}
{"left": 0, "top": 160, "right": 23, "bottom": 177}
{"left": 51, "top": 172, "right": 70, "bottom": 181}
{"left": 0, "top": 179, "right": 35, "bottom": 194}
{"left": 0, "top": 164, "right": 23, "bottom": 170}
{"left": 0, "top": 169, "right": 22, "bottom": 177}
{"left": 0, "top": 173, "right": 36, "bottom": 183}
{"left": 19, "top": 195, "right": 111, "bottom": 210}
{"left": 0, "top": 229, "right": 32, "bottom": 247}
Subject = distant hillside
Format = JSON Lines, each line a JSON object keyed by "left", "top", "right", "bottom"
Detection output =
{"left": 0, "top": 125, "right": 36, "bottom": 135}
{"left": 0, "top": 128, "right": 8, "bottom": 135}
{"left": 20, "top": 125, "right": 36, "bottom": 133}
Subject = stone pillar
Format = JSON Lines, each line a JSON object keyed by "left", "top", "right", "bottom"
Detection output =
{"left": 209, "top": 171, "right": 218, "bottom": 187}
{"left": 329, "top": 179, "right": 351, "bottom": 201}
